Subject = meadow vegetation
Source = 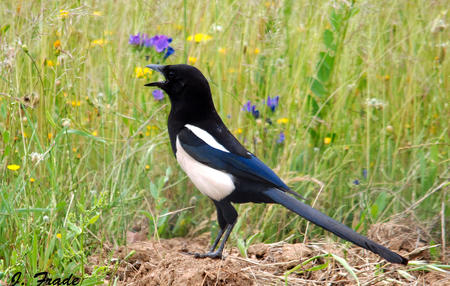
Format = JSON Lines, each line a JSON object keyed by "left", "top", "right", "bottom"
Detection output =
{"left": 0, "top": 0, "right": 448, "bottom": 283}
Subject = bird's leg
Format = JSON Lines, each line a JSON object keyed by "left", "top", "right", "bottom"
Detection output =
{"left": 193, "top": 223, "right": 235, "bottom": 259}
{"left": 208, "top": 227, "right": 224, "bottom": 252}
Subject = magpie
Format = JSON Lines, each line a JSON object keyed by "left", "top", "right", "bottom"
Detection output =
{"left": 145, "top": 64, "right": 408, "bottom": 265}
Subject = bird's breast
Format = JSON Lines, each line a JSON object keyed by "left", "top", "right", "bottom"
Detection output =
{"left": 175, "top": 138, "right": 235, "bottom": 201}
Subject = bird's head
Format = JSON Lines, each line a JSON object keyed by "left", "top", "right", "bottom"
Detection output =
{"left": 145, "top": 64, "right": 213, "bottom": 107}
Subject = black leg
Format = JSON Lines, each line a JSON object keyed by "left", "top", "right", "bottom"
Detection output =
{"left": 209, "top": 227, "right": 224, "bottom": 252}
{"left": 209, "top": 202, "right": 227, "bottom": 252}
{"left": 183, "top": 201, "right": 238, "bottom": 259}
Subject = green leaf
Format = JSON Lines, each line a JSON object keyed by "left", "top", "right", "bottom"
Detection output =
{"left": 307, "top": 94, "right": 320, "bottom": 115}
{"left": 370, "top": 204, "right": 379, "bottom": 219}
{"left": 0, "top": 24, "right": 10, "bottom": 35}
{"left": 307, "top": 262, "right": 329, "bottom": 271}
{"left": 330, "top": 253, "right": 360, "bottom": 285}
{"left": 310, "top": 78, "right": 327, "bottom": 98}
{"left": 88, "top": 213, "right": 100, "bottom": 225}
{"left": 330, "top": 10, "right": 343, "bottom": 31}
{"left": 375, "top": 192, "right": 387, "bottom": 213}
{"left": 323, "top": 29, "right": 334, "bottom": 49}
{"left": 236, "top": 237, "right": 246, "bottom": 258}
{"left": 2, "top": 130, "right": 9, "bottom": 144}
{"left": 150, "top": 181, "right": 158, "bottom": 199}
{"left": 316, "top": 52, "right": 335, "bottom": 83}
{"left": 67, "top": 221, "right": 82, "bottom": 235}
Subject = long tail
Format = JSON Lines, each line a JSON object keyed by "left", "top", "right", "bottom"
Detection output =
{"left": 263, "top": 188, "right": 408, "bottom": 265}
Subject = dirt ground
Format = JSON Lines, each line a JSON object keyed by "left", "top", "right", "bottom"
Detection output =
{"left": 87, "top": 221, "right": 449, "bottom": 285}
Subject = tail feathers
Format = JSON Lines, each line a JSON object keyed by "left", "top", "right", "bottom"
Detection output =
{"left": 264, "top": 188, "right": 408, "bottom": 265}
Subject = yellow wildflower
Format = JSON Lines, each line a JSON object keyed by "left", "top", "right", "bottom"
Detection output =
{"left": 145, "top": 131, "right": 150, "bottom": 136}
{"left": 22, "top": 132, "right": 27, "bottom": 138}
{"left": 92, "top": 130, "right": 98, "bottom": 136}
{"left": 324, "top": 137, "right": 331, "bottom": 145}
{"left": 187, "top": 33, "right": 212, "bottom": 43}
{"left": 45, "top": 59, "right": 54, "bottom": 67}
{"left": 188, "top": 57, "right": 197, "bottom": 64}
{"left": 384, "top": 75, "right": 390, "bottom": 81}
{"left": 91, "top": 39, "right": 107, "bottom": 47}
{"left": 71, "top": 100, "right": 81, "bottom": 107}
{"left": 135, "top": 67, "right": 152, "bottom": 79}
{"left": 92, "top": 11, "right": 102, "bottom": 16}
{"left": 276, "top": 118, "right": 289, "bottom": 124}
{"left": 59, "top": 10, "right": 69, "bottom": 18}
{"left": 145, "top": 165, "right": 150, "bottom": 170}
{"left": 53, "top": 39, "right": 61, "bottom": 49}
{"left": 48, "top": 133, "right": 53, "bottom": 140}
{"left": 218, "top": 48, "right": 226, "bottom": 54}
{"left": 56, "top": 233, "right": 62, "bottom": 239}
{"left": 253, "top": 48, "right": 260, "bottom": 54}
{"left": 30, "top": 178, "right": 35, "bottom": 183}
{"left": 7, "top": 164, "right": 20, "bottom": 171}
{"left": 236, "top": 128, "right": 243, "bottom": 134}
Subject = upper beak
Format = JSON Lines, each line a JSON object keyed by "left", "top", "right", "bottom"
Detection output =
{"left": 144, "top": 64, "right": 166, "bottom": 87}
{"left": 146, "top": 64, "right": 164, "bottom": 73}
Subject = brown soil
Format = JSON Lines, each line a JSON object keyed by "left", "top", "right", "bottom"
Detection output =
{"left": 87, "top": 221, "right": 449, "bottom": 285}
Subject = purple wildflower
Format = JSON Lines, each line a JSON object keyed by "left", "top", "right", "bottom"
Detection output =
{"left": 362, "top": 168, "right": 367, "bottom": 179}
{"left": 353, "top": 179, "right": 360, "bottom": 185}
{"left": 163, "top": 46, "right": 175, "bottom": 59}
{"left": 242, "top": 100, "right": 259, "bottom": 118}
{"left": 142, "top": 34, "right": 153, "bottom": 48}
{"left": 277, "top": 131, "right": 285, "bottom": 144}
{"left": 150, "top": 35, "right": 172, "bottom": 52}
{"left": 152, "top": 89, "right": 164, "bottom": 101}
{"left": 252, "top": 107, "right": 260, "bottom": 118}
{"left": 267, "top": 95, "right": 279, "bottom": 112}
{"left": 129, "top": 33, "right": 142, "bottom": 45}
{"left": 129, "top": 33, "right": 175, "bottom": 60}
{"left": 242, "top": 100, "right": 252, "bottom": 112}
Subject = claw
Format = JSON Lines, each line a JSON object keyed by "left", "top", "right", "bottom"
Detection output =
{"left": 194, "top": 251, "right": 223, "bottom": 259}
{"left": 181, "top": 251, "right": 223, "bottom": 259}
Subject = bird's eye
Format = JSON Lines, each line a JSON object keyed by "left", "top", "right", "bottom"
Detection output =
{"left": 167, "top": 71, "right": 175, "bottom": 79}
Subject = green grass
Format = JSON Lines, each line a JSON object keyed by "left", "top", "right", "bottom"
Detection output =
{"left": 0, "top": 0, "right": 448, "bottom": 283}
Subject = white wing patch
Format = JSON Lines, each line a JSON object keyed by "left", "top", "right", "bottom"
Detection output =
{"left": 176, "top": 138, "right": 235, "bottom": 201}
{"left": 185, "top": 124, "right": 230, "bottom": 153}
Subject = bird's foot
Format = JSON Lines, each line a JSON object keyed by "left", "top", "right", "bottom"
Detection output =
{"left": 182, "top": 251, "right": 224, "bottom": 259}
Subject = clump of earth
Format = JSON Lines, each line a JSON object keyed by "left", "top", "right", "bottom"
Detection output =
{"left": 87, "top": 220, "right": 448, "bottom": 285}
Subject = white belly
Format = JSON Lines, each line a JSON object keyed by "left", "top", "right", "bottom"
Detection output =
{"left": 176, "top": 138, "right": 235, "bottom": 201}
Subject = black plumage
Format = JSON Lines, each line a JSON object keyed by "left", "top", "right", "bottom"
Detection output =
{"left": 145, "top": 64, "right": 408, "bottom": 265}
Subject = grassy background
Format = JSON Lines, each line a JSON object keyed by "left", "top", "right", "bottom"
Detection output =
{"left": 0, "top": 0, "right": 448, "bottom": 283}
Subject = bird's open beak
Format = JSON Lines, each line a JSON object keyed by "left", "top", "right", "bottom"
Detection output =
{"left": 144, "top": 64, "right": 166, "bottom": 87}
